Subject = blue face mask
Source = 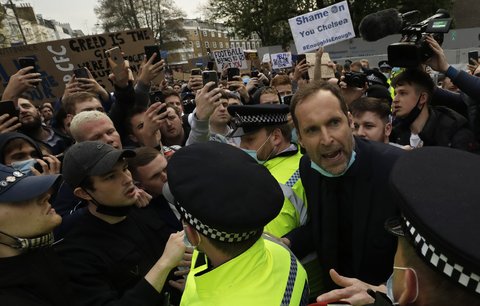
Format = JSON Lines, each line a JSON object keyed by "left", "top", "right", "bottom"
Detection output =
{"left": 241, "top": 134, "right": 274, "bottom": 165}
{"left": 11, "top": 159, "right": 37, "bottom": 175}
{"left": 291, "top": 128, "right": 299, "bottom": 144}
{"left": 242, "top": 76, "right": 250, "bottom": 84}
{"left": 311, "top": 151, "right": 356, "bottom": 177}
{"left": 243, "top": 149, "right": 261, "bottom": 163}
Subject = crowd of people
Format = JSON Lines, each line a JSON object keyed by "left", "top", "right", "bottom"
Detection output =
{"left": 0, "top": 29, "right": 479, "bottom": 306}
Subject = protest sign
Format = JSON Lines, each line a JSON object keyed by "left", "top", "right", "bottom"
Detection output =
{"left": 305, "top": 52, "right": 335, "bottom": 80}
{"left": 0, "top": 29, "right": 155, "bottom": 104}
{"left": 212, "top": 47, "right": 248, "bottom": 72}
{"left": 245, "top": 51, "right": 258, "bottom": 61}
{"left": 270, "top": 52, "right": 293, "bottom": 69}
{"left": 261, "top": 53, "right": 271, "bottom": 63}
{"left": 288, "top": 1, "right": 355, "bottom": 53}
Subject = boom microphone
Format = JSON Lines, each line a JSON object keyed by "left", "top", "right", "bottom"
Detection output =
{"left": 359, "top": 8, "right": 404, "bottom": 42}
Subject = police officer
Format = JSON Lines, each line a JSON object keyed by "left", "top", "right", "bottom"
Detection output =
{"left": 164, "top": 142, "right": 309, "bottom": 305}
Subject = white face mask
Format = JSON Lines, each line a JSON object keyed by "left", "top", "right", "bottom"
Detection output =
{"left": 386, "top": 266, "right": 419, "bottom": 305}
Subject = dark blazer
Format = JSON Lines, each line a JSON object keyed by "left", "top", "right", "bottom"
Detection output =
{"left": 286, "top": 137, "right": 403, "bottom": 289}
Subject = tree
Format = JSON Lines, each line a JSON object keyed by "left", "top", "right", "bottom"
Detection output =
{"left": 203, "top": 0, "right": 454, "bottom": 48}
{"left": 95, "top": 0, "right": 187, "bottom": 47}
{"left": 203, "top": 0, "right": 318, "bottom": 48}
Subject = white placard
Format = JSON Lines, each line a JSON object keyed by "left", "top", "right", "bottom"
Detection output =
{"left": 261, "top": 53, "right": 271, "bottom": 63}
{"left": 212, "top": 47, "right": 248, "bottom": 72}
{"left": 270, "top": 52, "right": 293, "bottom": 69}
{"left": 288, "top": 1, "right": 355, "bottom": 53}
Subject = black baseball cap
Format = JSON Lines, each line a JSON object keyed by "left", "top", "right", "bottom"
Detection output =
{"left": 62, "top": 141, "right": 135, "bottom": 188}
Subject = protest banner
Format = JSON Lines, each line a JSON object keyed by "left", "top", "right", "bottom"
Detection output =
{"left": 212, "top": 47, "right": 248, "bottom": 72}
{"left": 270, "top": 52, "right": 293, "bottom": 69}
{"left": 305, "top": 52, "right": 335, "bottom": 80}
{"left": 0, "top": 28, "right": 155, "bottom": 104}
{"left": 288, "top": 1, "right": 355, "bottom": 53}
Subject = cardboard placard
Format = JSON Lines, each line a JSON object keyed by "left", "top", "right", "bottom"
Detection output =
{"left": 288, "top": 1, "right": 355, "bottom": 53}
{"left": 0, "top": 29, "right": 155, "bottom": 104}
{"left": 305, "top": 52, "right": 335, "bottom": 80}
{"left": 212, "top": 47, "right": 248, "bottom": 72}
{"left": 270, "top": 52, "right": 293, "bottom": 69}
{"left": 261, "top": 53, "right": 271, "bottom": 63}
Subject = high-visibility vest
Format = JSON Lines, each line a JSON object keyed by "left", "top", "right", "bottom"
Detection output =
{"left": 181, "top": 237, "right": 309, "bottom": 306}
{"left": 264, "top": 149, "right": 307, "bottom": 237}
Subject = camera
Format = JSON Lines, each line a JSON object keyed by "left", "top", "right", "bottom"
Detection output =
{"left": 344, "top": 72, "right": 367, "bottom": 88}
{"left": 388, "top": 9, "right": 452, "bottom": 68}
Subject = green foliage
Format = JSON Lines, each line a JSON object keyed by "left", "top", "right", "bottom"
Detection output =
{"left": 204, "top": 0, "right": 455, "bottom": 47}
{"left": 95, "top": 0, "right": 187, "bottom": 46}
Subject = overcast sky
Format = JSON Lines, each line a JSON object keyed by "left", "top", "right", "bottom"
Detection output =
{"left": 24, "top": 0, "right": 207, "bottom": 35}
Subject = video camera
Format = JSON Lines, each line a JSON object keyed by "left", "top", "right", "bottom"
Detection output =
{"left": 388, "top": 9, "right": 452, "bottom": 68}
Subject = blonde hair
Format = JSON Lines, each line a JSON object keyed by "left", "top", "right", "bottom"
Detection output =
{"left": 70, "top": 110, "right": 112, "bottom": 141}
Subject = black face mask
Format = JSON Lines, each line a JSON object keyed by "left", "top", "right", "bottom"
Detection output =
{"left": 395, "top": 94, "right": 425, "bottom": 128}
{"left": 86, "top": 192, "right": 133, "bottom": 217}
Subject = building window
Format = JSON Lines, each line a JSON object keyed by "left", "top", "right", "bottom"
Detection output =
{"left": 218, "top": 32, "right": 221, "bottom": 38}
{"left": 196, "top": 41, "right": 200, "bottom": 47}
{"left": 219, "top": 42, "right": 223, "bottom": 48}
{"left": 247, "top": 42, "right": 251, "bottom": 50}
{"left": 181, "top": 54, "right": 187, "bottom": 61}
{"left": 205, "top": 41, "right": 209, "bottom": 48}
{"left": 211, "top": 31, "right": 215, "bottom": 37}
{"left": 189, "top": 41, "right": 193, "bottom": 48}
{"left": 197, "top": 53, "right": 203, "bottom": 57}
{"left": 257, "top": 41, "right": 261, "bottom": 48}
{"left": 213, "top": 41, "right": 217, "bottom": 48}
{"left": 242, "top": 42, "right": 246, "bottom": 49}
{"left": 194, "top": 30, "right": 198, "bottom": 36}
{"left": 203, "top": 30, "right": 207, "bottom": 37}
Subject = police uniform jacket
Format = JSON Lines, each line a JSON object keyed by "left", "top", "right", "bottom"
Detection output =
{"left": 181, "top": 237, "right": 309, "bottom": 305}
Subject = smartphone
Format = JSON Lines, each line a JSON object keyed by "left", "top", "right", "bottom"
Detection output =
{"left": 105, "top": 47, "right": 124, "bottom": 66}
{"left": 251, "top": 70, "right": 259, "bottom": 78}
{"left": 191, "top": 68, "right": 202, "bottom": 76}
{"left": 0, "top": 100, "right": 18, "bottom": 118}
{"left": 18, "top": 57, "right": 37, "bottom": 73}
{"left": 74, "top": 67, "right": 89, "bottom": 79}
{"left": 202, "top": 71, "right": 218, "bottom": 91}
{"left": 227, "top": 67, "right": 240, "bottom": 81}
{"left": 144, "top": 45, "right": 161, "bottom": 64}
{"left": 149, "top": 91, "right": 167, "bottom": 114}
{"left": 468, "top": 51, "right": 478, "bottom": 65}
{"left": 207, "top": 61, "right": 215, "bottom": 70}
{"left": 282, "top": 95, "right": 293, "bottom": 105}
{"left": 296, "top": 54, "right": 306, "bottom": 64}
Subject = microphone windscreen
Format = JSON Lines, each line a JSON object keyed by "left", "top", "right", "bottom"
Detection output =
{"left": 359, "top": 8, "right": 403, "bottom": 42}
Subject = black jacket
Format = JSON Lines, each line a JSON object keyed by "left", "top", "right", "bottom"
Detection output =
{"left": 55, "top": 207, "right": 181, "bottom": 306}
{"left": 286, "top": 137, "right": 403, "bottom": 291}
{"left": 0, "top": 248, "right": 74, "bottom": 306}
{"left": 391, "top": 106, "right": 478, "bottom": 152}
